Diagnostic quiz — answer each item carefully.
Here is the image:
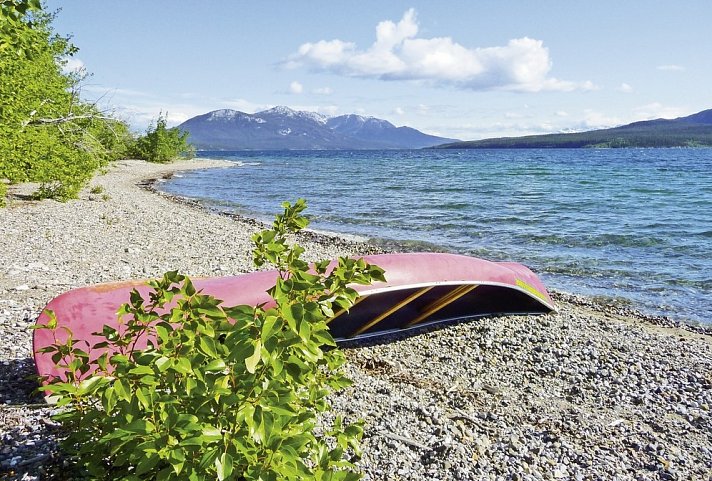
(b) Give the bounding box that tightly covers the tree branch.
[26,113,114,125]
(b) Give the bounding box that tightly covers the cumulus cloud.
[288,81,304,94]
[312,86,333,95]
[656,64,685,71]
[632,102,688,121]
[287,9,592,92]
[60,57,86,75]
[617,82,633,93]
[580,109,622,129]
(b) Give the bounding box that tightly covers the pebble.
[2,159,712,480]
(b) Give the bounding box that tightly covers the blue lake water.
[159,149,712,325]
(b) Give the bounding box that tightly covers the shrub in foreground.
[36,199,385,480]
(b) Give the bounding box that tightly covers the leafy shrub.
[132,113,194,163]
[0,0,42,58]
[36,199,385,480]
[0,4,133,202]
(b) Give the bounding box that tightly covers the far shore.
[1,158,710,480]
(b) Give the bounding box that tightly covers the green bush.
[0,0,42,58]
[132,113,194,163]
[36,199,385,480]
[0,4,133,202]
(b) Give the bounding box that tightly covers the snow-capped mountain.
[178,107,457,150]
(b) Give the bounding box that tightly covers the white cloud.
[617,82,633,93]
[632,102,688,121]
[393,107,405,115]
[288,9,592,92]
[312,86,333,95]
[555,110,569,117]
[656,64,685,71]
[580,109,622,129]
[60,57,86,74]
[222,98,270,113]
[288,81,304,94]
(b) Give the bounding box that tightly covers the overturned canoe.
[33,253,555,380]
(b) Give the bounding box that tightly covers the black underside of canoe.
[328,284,551,340]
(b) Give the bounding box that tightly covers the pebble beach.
[1,159,710,480]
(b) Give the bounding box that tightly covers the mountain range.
[178,106,457,150]
[435,108,712,149]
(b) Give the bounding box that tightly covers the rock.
[2,159,712,480]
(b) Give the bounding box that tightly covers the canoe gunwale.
[335,310,551,343]
[352,280,558,313]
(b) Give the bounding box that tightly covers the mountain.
[434,108,712,149]
[178,107,457,150]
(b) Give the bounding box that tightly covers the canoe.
[33,253,555,381]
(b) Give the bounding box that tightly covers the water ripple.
[161,148,712,325]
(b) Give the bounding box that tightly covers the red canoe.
[33,253,555,381]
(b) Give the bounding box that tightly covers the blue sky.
[47,1,712,140]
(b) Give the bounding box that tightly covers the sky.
[46,1,712,140]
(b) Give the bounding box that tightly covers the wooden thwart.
[352,286,434,336]
[405,284,479,328]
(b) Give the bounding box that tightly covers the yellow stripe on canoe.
[515,278,547,301]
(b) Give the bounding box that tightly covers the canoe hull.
[33,253,555,381]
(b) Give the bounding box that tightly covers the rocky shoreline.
[1,159,710,480]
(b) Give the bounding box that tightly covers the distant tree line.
[0,1,192,205]
[436,123,712,149]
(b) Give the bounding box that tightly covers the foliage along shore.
[0,1,192,207]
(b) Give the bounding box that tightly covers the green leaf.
[169,447,186,475]
[199,336,218,358]
[199,447,220,469]
[135,387,152,410]
[155,356,171,372]
[261,316,281,341]
[42,309,58,330]
[129,365,154,376]
[180,436,207,447]
[215,452,234,481]
[135,453,161,475]
[77,376,105,396]
[204,358,227,372]
[201,425,223,442]
[114,378,131,401]
[124,419,155,434]
[172,357,192,374]
[298,319,312,342]
[245,339,262,374]
[102,385,117,412]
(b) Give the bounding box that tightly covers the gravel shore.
[1,159,710,480]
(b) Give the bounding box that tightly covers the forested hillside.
[436,109,712,149]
